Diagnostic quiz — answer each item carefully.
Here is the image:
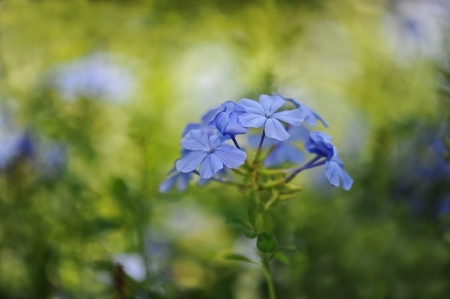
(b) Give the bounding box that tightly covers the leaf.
[257,232,277,253]
[244,231,257,239]
[226,218,252,231]
[274,252,290,265]
[224,253,258,264]
[278,244,298,251]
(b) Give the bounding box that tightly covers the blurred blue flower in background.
[0,110,34,169]
[48,52,135,103]
[0,107,66,176]
[112,253,146,282]
[384,0,450,62]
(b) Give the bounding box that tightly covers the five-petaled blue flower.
[238,94,303,141]
[305,131,353,190]
[176,129,246,179]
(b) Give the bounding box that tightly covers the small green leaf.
[257,232,277,253]
[274,252,290,265]
[224,253,257,264]
[244,231,257,239]
[226,218,252,231]
[279,244,298,251]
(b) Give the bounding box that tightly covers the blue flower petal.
[238,99,265,115]
[214,144,246,168]
[287,125,310,142]
[180,130,210,151]
[325,160,341,187]
[281,96,329,127]
[182,123,203,136]
[199,154,223,178]
[159,174,179,193]
[264,143,305,167]
[214,112,229,133]
[325,160,353,190]
[272,110,304,126]
[259,94,285,115]
[239,113,267,128]
[176,151,208,173]
[264,119,290,141]
[177,172,192,191]
[340,168,353,191]
[225,113,248,135]
[247,133,276,148]
[201,106,221,124]
[159,171,193,193]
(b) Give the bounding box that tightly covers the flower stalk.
[160,93,354,299]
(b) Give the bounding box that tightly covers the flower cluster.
[47,52,135,103]
[160,93,353,192]
[0,108,66,176]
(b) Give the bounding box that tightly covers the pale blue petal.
[281,96,329,127]
[180,130,210,151]
[264,119,290,141]
[214,112,229,133]
[248,133,276,148]
[224,113,248,135]
[259,94,285,115]
[287,125,310,142]
[325,160,353,190]
[264,143,304,167]
[182,123,203,137]
[282,143,305,164]
[201,106,221,124]
[209,134,230,149]
[176,151,208,173]
[238,99,265,114]
[199,154,223,179]
[159,172,192,193]
[325,160,341,187]
[159,174,178,193]
[272,109,304,126]
[214,144,247,168]
[340,168,353,191]
[301,105,329,127]
[239,113,267,128]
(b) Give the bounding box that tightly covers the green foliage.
[257,232,278,253]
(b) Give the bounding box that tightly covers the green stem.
[263,263,277,299]
[253,130,266,165]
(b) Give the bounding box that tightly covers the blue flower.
[238,94,303,141]
[210,101,248,136]
[305,131,334,159]
[305,131,353,190]
[248,125,309,167]
[159,168,193,193]
[280,95,328,127]
[49,53,135,103]
[176,129,246,179]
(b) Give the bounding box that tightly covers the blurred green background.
[0,0,449,298]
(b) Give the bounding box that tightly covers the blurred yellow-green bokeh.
[0,0,449,298]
